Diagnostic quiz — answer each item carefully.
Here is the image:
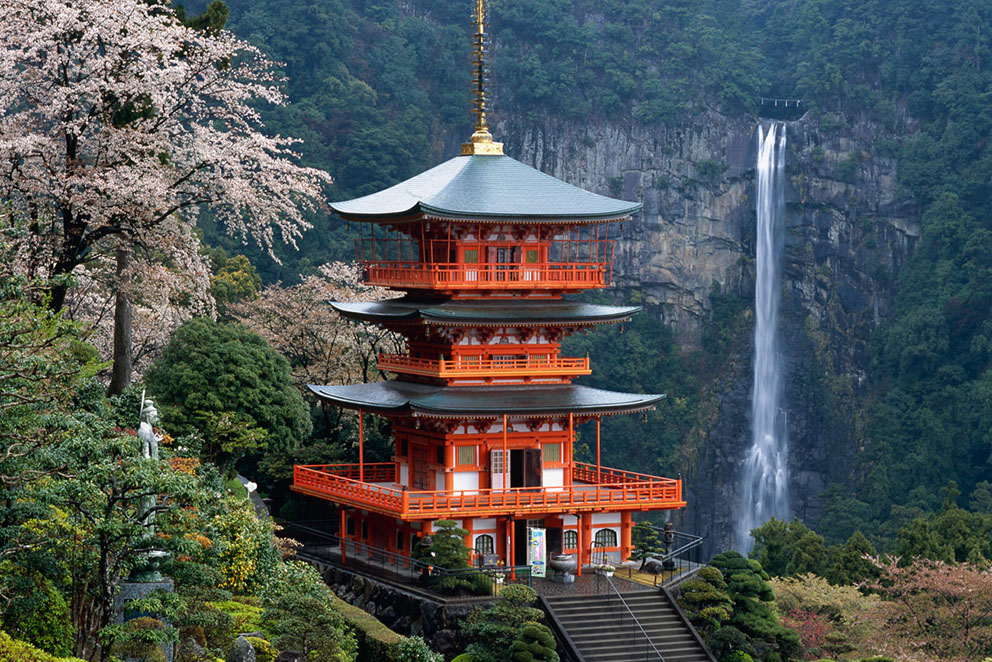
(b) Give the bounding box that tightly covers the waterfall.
[735,122,790,553]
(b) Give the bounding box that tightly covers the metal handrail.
[605,576,665,661]
[283,522,533,593]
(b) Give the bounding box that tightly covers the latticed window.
[543,443,561,463]
[594,528,618,547]
[457,445,476,466]
[475,534,495,554]
[563,530,578,550]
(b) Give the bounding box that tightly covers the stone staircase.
[543,588,714,662]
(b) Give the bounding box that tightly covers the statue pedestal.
[115,578,175,662]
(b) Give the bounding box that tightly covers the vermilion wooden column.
[575,514,582,577]
[567,412,574,487]
[508,516,515,573]
[502,413,508,490]
[596,416,601,484]
[340,508,347,565]
[358,409,365,482]
[444,443,455,491]
[621,511,633,561]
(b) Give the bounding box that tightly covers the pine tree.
[510,623,559,662]
[630,521,665,569]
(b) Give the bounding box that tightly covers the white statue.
[138,397,161,462]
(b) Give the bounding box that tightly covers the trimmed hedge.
[0,630,87,662]
[332,597,405,662]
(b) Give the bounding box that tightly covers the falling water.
[735,122,790,553]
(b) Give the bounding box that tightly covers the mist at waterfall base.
[735,123,790,553]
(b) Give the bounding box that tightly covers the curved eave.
[329,300,425,324]
[307,382,665,418]
[329,155,642,224]
[332,204,637,225]
[330,299,641,327]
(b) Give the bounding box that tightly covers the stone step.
[544,588,715,662]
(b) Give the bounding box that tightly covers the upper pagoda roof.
[308,382,664,417]
[330,155,642,224]
[330,297,640,326]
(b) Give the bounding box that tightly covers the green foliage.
[708,552,801,662]
[110,617,169,662]
[0,630,86,662]
[630,521,665,567]
[332,596,407,662]
[823,532,878,586]
[414,520,487,594]
[461,585,544,662]
[750,518,829,578]
[679,566,734,630]
[246,636,277,662]
[207,599,264,634]
[0,568,72,656]
[145,317,310,478]
[261,561,357,661]
[696,159,724,182]
[394,636,443,662]
[509,623,558,662]
[210,253,262,317]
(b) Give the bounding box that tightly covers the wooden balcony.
[360,261,609,292]
[291,462,685,520]
[377,353,592,379]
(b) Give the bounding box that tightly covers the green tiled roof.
[330,155,641,223]
[330,297,640,326]
[307,382,664,417]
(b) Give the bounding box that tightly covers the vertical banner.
[528,527,546,578]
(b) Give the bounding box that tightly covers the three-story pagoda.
[292,1,686,572]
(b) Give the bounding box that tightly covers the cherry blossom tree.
[230,262,403,392]
[229,262,404,457]
[864,557,992,661]
[0,0,332,391]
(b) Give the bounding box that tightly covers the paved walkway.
[527,572,653,597]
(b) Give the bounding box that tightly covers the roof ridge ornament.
[462,0,504,156]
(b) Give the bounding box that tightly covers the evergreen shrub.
[245,636,276,662]
[0,630,86,662]
[332,597,403,662]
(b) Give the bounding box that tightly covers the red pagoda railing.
[359,261,609,291]
[376,353,591,378]
[291,461,684,519]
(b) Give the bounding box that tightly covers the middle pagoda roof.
[330,297,641,327]
[330,154,642,224]
[308,381,665,418]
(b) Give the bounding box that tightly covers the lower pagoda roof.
[308,381,664,417]
[330,297,640,326]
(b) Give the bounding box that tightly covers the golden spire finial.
[462,0,503,155]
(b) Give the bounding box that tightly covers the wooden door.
[413,448,429,490]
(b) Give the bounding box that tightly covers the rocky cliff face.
[497,110,920,553]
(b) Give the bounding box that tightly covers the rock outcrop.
[498,109,920,552]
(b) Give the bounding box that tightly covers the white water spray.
[735,122,790,553]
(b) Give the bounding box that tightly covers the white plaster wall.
[592,513,621,525]
[435,469,445,489]
[453,471,480,493]
[475,518,497,530]
[399,463,409,485]
[543,468,564,492]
